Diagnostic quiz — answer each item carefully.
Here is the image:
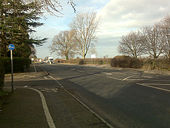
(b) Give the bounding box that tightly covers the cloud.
[97,0,170,39]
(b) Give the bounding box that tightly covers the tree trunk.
[65,55,69,60]
[83,54,85,59]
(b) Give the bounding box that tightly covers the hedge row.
[2,57,31,73]
[142,58,170,70]
[0,57,31,90]
[55,58,112,65]
[0,58,5,90]
[55,56,169,70]
[111,56,143,68]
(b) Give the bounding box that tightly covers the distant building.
[91,54,96,58]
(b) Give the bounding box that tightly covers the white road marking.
[44,76,48,79]
[51,89,58,92]
[107,76,122,81]
[138,83,170,86]
[122,75,134,81]
[125,78,145,81]
[49,76,62,86]
[104,72,112,76]
[29,88,56,128]
[48,74,114,128]
[137,83,170,92]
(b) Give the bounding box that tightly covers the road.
[38,63,170,128]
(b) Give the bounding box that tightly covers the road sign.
[8,44,15,50]
[8,44,15,92]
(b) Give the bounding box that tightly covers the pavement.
[0,65,109,128]
[0,88,48,128]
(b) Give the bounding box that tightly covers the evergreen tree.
[0,0,46,57]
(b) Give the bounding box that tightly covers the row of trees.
[50,12,99,60]
[119,15,170,60]
[0,0,75,58]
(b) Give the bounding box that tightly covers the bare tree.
[70,12,99,59]
[25,0,76,15]
[50,30,77,60]
[142,25,166,59]
[118,31,146,58]
[160,15,170,60]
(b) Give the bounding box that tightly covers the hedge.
[0,57,31,90]
[111,56,143,68]
[2,57,31,73]
[142,58,170,70]
[0,58,5,90]
[56,58,112,65]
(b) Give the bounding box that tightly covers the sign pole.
[10,50,14,92]
[8,44,15,92]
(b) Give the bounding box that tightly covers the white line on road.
[48,76,62,86]
[139,83,170,86]
[29,88,56,128]
[122,75,134,81]
[126,79,145,81]
[44,76,48,79]
[137,83,170,92]
[107,76,122,81]
[48,74,114,128]
[104,72,112,76]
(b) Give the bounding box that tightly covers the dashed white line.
[137,83,170,92]
[29,88,56,128]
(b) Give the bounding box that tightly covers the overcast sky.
[35,0,170,59]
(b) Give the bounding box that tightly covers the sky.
[34,0,170,59]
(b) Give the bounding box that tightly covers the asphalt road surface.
[38,63,170,128]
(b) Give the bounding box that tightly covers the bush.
[0,57,31,91]
[130,57,143,68]
[142,58,170,70]
[2,57,31,73]
[97,60,103,65]
[111,56,142,68]
[0,58,5,90]
[78,59,84,65]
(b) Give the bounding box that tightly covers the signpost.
[8,44,15,92]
